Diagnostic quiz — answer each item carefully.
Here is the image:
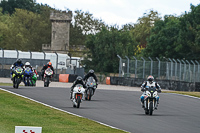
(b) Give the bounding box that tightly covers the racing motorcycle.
[43,68,53,87]
[23,67,33,86]
[12,67,24,89]
[143,86,159,115]
[31,72,37,86]
[85,77,97,101]
[71,84,85,108]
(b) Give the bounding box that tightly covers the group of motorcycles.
[71,77,97,108]
[11,66,159,115]
[11,67,54,88]
[12,66,38,88]
[71,77,160,116]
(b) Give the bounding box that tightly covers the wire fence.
[117,55,200,82]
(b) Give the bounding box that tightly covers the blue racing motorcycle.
[23,67,33,86]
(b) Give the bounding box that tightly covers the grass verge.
[0,83,23,86]
[162,91,200,98]
[0,89,126,133]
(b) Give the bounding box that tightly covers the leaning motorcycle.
[43,68,53,87]
[143,86,159,115]
[12,67,24,89]
[31,72,37,86]
[85,77,97,101]
[23,67,33,86]
[71,84,85,108]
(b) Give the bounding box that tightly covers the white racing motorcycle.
[143,86,160,115]
[43,68,53,87]
[72,84,85,108]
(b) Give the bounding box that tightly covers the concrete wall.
[110,77,200,92]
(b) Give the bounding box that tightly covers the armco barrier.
[68,74,78,82]
[109,77,200,92]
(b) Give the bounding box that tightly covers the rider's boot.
[141,101,144,108]
[70,88,73,100]
[11,74,13,81]
[155,101,159,110]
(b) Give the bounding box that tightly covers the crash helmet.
[47,62,52,67]
[76,76,82,81]
[89,69,94,74]
[16,58,22,63]
[147,75,154,83]
[25,62,31,67]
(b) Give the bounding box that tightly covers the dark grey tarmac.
[1,86,200,133]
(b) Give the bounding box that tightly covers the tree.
[141,15,180,59]
[176,4,200,60]
[3,9,50,51]
[83,26,137,73]
[0,0,36,15]
[0,8,10,48]
[73,10,106,35]
[131,10,161,48]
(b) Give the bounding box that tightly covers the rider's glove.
[157,89,161,93]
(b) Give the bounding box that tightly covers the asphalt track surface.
[1,85,200,133]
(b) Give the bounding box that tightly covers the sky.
[36,0,200,26]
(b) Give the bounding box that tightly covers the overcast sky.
[36,0,200,26]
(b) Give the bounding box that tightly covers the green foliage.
[0,0,36,14]
[84,26,137,73]
[131,10,161,48]
[176,4,200,59]
[142,4,200,60]
[141,15,180,58]
[73,10,106,35]
[0,2,52,51]
[0,8,51,51]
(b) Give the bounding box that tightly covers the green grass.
[0,83,23,86]
[0,89,126,133]
[0,83,14,86]
[163,91,200,98]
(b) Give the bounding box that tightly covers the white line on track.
[167,93,200,100]
[0,88,130,133]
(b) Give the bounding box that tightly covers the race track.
[1,86,200,133]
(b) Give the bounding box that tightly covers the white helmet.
[25,62,30,66]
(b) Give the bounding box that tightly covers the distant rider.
[24,62,33,71]
[140,75,161,109]
[10,59,24,80]
[70,76,87,100]
[83,69,98,85]
[23,62,34,85]
[41,62,55,80]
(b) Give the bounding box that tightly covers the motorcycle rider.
[23,62,34,85]
[140,75,161,109]
[70,76,87,100]
[83,69,98,86]
[41,62,55,80]
[10,58,24,80]
[24,62,33,71]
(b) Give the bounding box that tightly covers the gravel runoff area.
[0,78,141,92]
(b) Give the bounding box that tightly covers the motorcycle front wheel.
[76,96,81,108]
[149,102,153,115]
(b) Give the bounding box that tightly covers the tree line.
[0,0,199,73]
